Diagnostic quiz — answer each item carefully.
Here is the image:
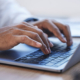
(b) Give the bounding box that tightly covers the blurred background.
[16,0,80,18]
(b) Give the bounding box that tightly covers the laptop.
[0,37,80,73]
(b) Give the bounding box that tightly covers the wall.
[16,0,80,18]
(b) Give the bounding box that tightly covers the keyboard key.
[46,62,54,66]
[15,42,78,68]
[53,56,72,67]
[38,61,47,65]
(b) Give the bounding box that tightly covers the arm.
[0,0,32,27]
[0,0,73,54]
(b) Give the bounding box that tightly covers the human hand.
[0,22,53,54]
[31,19,73,46]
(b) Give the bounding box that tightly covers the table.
[0,38,80,80]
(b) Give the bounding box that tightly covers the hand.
[31,19,73,46]
[0,22,53,54]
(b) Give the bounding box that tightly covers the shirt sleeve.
[0,0,32,27]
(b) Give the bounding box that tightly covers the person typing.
[0,0,73,54]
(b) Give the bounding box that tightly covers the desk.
[0,38,80,80]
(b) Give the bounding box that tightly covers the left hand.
[29,19,73,46]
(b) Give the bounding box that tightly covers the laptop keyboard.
[15,43,78,67]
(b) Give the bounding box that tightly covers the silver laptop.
[0,37,80,73]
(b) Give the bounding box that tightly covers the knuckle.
[54,30,60,37]
[15,29,19,33]
[21,22,31,27]
[20,23,26,28]
[43,43,47,48]
[12,28,17,33]
[22,22,26,24]
[21,22,25,25]
[31,40,35,45]
[21,22,29,26]
[55,31,61,38]
[16,22,24,27]
[44,19,49,22]
[38,29,43,36]
[15,29,20,32]
[64,25,70,29]
[21,36,26,42]
[20,24,26,27]
[9,27,15,32]
[42,19,50,26]
[54,33,58,37]
[54,27,58,32]
[33,33,39,38]
[13,29,21,34]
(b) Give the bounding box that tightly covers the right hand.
[0,22,53,54]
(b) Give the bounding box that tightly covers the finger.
[48,40,54,47]
[18,24,51,53]
[52,21,73,46]
[36,37,49,54]
[43,20,67,43]
[61,25,73,46]
[15,35,42,48]
[34,26,38,29]
[14,29,49,54]
[44,33,48,38]
[42,33,51,53]
[30,26,51,53]
[29,32,50,54]
[24,24,50,51]
[44,33,53,47]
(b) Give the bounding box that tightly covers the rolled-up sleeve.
[0,0,32,27]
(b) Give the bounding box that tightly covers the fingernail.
[70,40,73,45]
[50,42,54,47]
[62,38,67,42]
[67,40,73,46]
[36,42,42,47]
[45,48,49,54]
[48,48,51,53]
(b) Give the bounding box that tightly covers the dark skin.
[0,19,73,54]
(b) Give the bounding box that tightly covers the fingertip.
[36,42,42,48]
[45,48,50,54]
[62,38,67,43]
[58,35,67,43]
[50,42,54,47]
[67,40,73,46]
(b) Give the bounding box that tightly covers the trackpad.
[0,43,38,60]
